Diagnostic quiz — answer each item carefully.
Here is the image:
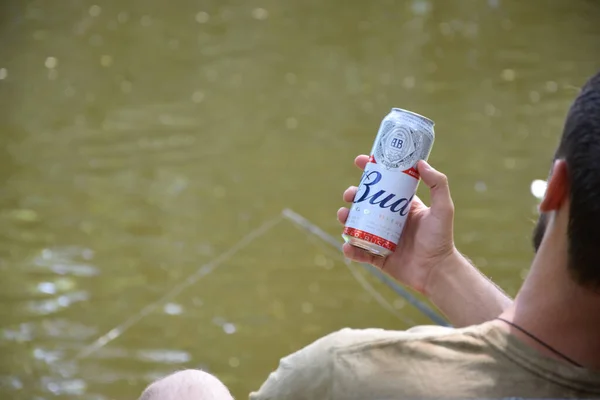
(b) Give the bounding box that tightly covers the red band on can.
[402,167,420,180]
[343,227,397,252]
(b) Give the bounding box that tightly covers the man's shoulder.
[325,323,502,399]
[323,323,467,353]
[285,322,494,372]
[250,323,496,400]
[325,323,495,366]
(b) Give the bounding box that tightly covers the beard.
[532,212,549,253]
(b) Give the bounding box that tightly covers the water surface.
[1,0,599,398]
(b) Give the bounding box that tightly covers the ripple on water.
[0,376,24,390]
[41,376,87,396]
[80,346,191,365]
[34,246,99,277]
[136,349,191,364]
[212,316,237,334]
[163,302,183,315]
[3,319,97,343]
[2,323,35,342]
[47,319,97,340]
[33,347,64,364]
[27,291,89,316]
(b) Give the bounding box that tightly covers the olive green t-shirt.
[249,320,600,399]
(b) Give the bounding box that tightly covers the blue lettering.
[354,171,413,216]
[390,194,413,216]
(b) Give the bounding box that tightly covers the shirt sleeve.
[249,327,411,400]
[249,329,351,400]
[249,325,457,400]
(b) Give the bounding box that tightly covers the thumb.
[417,160,454,217]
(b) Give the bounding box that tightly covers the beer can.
[342,108,435,257]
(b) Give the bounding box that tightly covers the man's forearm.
[424,249,513,328]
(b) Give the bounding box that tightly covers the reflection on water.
[28,291,89,316]
[1,0,600,398]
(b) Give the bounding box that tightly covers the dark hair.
[555,71,600,290]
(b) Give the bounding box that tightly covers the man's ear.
[540,159,570,213]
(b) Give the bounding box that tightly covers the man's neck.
[499,289,600,369]
[498,235,600,369]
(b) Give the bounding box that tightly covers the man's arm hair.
[424,249,514,327]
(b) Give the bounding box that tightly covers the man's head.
[139,369,233,400]
[532,71,600,291]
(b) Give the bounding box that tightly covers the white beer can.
[342,108,435,257]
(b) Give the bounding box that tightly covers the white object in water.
[530,179,547,200]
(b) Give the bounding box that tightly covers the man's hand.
[337,155,456,295]
[338,155,513,326]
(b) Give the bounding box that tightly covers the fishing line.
[281,208,449,327]
[75,216,283,360]
[307,234,417,325]
[77,208,449,361]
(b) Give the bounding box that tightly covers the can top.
[391,108,435,126]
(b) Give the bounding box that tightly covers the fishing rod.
[282,209,450,327]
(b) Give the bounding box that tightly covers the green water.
[1,0,599,398]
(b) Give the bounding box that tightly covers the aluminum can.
[342,108,435,257]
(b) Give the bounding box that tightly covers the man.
[139,369,233,400]
[250,71,600,399]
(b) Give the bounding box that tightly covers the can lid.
[391,108,435,126]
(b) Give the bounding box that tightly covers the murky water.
[1,0,599,398]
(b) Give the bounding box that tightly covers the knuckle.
[443,200,455,214]
[439,173,449,185]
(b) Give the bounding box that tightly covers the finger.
[342,242,370,262]
[337,207,349,224]
[417,160,454,216]
[342,242,383,267]
[409,194,426,213]
[354,155,369,171]
[412,194,425,207]
[343,186,358,203]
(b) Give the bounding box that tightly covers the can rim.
[391,108,435,126]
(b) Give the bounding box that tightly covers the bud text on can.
[342,108,435,257]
